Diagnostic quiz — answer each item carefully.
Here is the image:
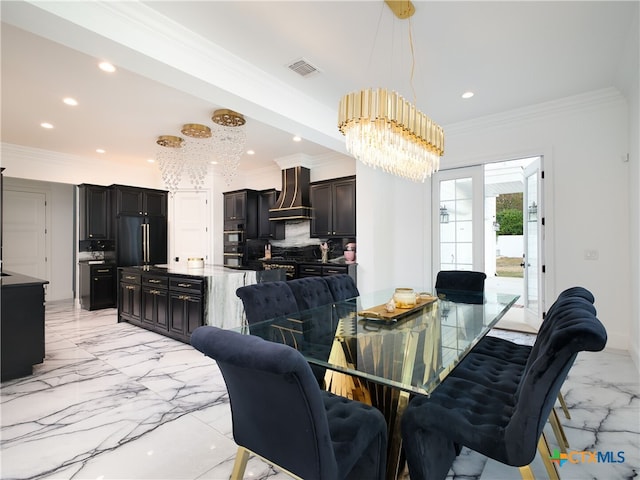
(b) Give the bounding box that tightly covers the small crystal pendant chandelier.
[211,109,246,186]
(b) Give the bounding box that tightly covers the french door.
[432,166,484,273]
[523,158,543,325]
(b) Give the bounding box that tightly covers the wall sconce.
[528,202,538,222]
[440,205,449,224]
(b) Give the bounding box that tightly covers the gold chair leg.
[519,465,535,480]
[551,407,570,449]
[230,446,250,480]
[548,409,569,453]
[538,432,561,480]
[558,392,571,419]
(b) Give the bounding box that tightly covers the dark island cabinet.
[258,189,285,240]
[119,271,142,325]
[141,274,169,332]
[1,273,49,381]
[118,268,205,343]
[310,176,356,238]
[80,263,116,310]
[168,277,205,339]
[79,184,111,240]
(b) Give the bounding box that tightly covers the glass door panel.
[433,167,484,274]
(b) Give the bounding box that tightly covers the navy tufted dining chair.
[235,281,299,327]
[401,302,607,480]
[191,326,387,480]
[466,286,596,422]
[323,274,359,302]
[435,270,486,304]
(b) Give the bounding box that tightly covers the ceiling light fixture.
[40,122,53,129]
[292,135,302,142]
[337,1,445,182]
[156,135,185,193]
[98,61,116,73]
[181,123,213,190]
[462,91,474,99]
[211,109,246,186]
[63,97,78,106]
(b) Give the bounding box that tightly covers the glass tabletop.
[238,289,520,397]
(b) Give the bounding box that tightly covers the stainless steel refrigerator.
[116,215,167,267]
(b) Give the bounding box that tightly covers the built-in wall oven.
[223,222,245,267]
[223,244,244,267]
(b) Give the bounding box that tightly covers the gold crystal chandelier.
[156,109,247,191]
[337,1,445,182]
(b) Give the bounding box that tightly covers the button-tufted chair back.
[324,274,359,301]
[236,281,299,327]
[191,326,388,480]
[435,270,486,304]
[287,277,335,311]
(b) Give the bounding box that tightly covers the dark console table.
[1,271,48,381]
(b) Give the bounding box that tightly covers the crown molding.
[444,87,627,137]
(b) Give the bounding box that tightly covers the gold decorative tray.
[358,295,438,322]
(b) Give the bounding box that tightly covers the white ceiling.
[1,1,637,177]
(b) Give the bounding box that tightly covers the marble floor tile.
[1,301,638,480]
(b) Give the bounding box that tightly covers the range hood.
[269,166,312,221]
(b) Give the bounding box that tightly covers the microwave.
[223,230,244,244]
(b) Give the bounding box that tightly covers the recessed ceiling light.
[98,61,116,73]
[40,122,54,129]
[147,158,155,163]
[210,161,219,165]
[293,135,302,142]
[246,149,255,155]
[96,148,106,154]
[462,91,474,99]
[63,97,78,106]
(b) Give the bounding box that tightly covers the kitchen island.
[118,264,258,343]
[1,270,49,381]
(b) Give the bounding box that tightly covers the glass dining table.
[237,288,520,480]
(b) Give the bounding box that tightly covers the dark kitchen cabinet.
[141,274,169,332]
[168,277,205,340]
[298,262,357,284]
[1,273,48,381]
[258,189,285,240]
[112,185,167,217]
[119,270,142,325]
[79,263,116,310]
[118,268,205,343]
[79,184,111,240]
[310,176,356,237]
[223,189,259,238]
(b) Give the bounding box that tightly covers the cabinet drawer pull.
[150,289,162,295]
[96,269,110,273]
[148,279,162,284]
[126,285,136,290]
[325,269,341,274]
[125,275,136,280]
[179,295,191,301]
[177,283,191,288]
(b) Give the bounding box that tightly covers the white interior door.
[432,166,484,276]
[170,190,211,267]
[3,190,47,279]
[523,158,543,326]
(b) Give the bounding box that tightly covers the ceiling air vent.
[287,58,320,78]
